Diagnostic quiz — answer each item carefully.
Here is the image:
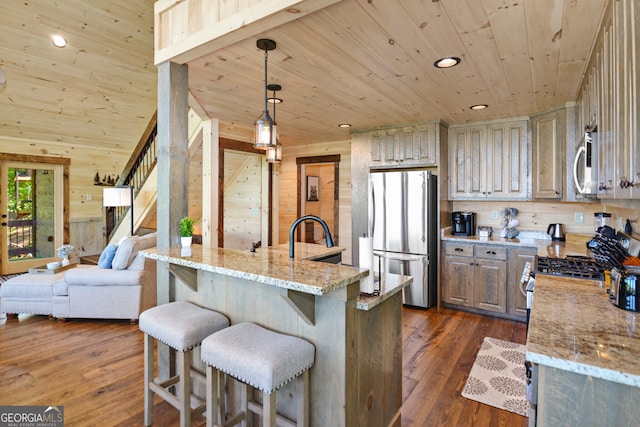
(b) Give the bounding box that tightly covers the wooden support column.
[156,61,189,379]
[201,119,219,247]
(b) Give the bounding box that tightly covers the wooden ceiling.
[0,0,157,154]
[1,0,608,152]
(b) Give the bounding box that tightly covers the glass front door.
[1,161,64,274]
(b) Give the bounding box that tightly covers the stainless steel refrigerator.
[369,170,437,308]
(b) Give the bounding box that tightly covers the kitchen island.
[140,243,411,427]
[527,274,640,426]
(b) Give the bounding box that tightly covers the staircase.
[106,109,205,243]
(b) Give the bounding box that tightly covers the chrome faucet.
[289,215,335,258]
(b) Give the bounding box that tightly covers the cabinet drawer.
[474,245,507,261]
[443,242,474,257]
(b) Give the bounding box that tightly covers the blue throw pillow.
[98,244,118,269]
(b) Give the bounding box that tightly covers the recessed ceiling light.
[338,123,352,128]
[52,35,67,48]
[433,57,461,68]
[470,104,488,110]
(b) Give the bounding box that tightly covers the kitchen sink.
[312,253,342,264]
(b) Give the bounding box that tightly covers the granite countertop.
[441,228,591,257]
[526,274,640,387]
[141,244,365,296]
[442,228,553,248]
[267,242,345,259]
[357,273,412,311]
[141,243,410,311]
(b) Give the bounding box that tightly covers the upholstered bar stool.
[201,322,315,427]
[139,301,229,427]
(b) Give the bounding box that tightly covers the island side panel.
[174,269,359,426]
[357,291,403,427]
[537,365,640,427]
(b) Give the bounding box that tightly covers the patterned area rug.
[462,337,528,417]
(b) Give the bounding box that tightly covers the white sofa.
[1,233,157,322]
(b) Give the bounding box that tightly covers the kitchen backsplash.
[451,200,640,237]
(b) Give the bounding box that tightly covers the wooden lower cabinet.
[474,257,507,313]
[442,254,474,306]
[443,241,534,320]
[507,247,537,318]
[442,242,507,314]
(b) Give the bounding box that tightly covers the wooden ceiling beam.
[154,0,343,65]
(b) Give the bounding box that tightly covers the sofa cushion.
[112,233,156,270]
[98,244,118,269]
[0,273,64,298]
[63,265,144,287]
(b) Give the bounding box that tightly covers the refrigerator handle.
[370,183,376,237]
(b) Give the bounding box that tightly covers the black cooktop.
[534,255,605,280]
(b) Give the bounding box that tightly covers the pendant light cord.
[263,48,270,120]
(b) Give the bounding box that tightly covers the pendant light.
[254,39,277,150]
[266,84,283,163]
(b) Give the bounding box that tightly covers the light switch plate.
[575,212,584,223]
[491,210,499,220]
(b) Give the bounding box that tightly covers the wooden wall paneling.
[280,142,351,263]
[70,217,104,255]
[217,138,267,248]
[450,200,602,235]
[303,164,335,243]
[223,151,263,250]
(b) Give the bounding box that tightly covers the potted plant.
[180,216,194,247]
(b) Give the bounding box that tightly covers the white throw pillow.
[111,236,137,270]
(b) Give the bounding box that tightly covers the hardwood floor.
[0,307,527,426]
[401,307,527,427]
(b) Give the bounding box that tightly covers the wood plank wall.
[303,163,335,241]
[277,140,352,264]
[451,200,639,237]
[1,135,132,254]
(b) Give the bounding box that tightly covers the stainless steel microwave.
[573,130,598,196]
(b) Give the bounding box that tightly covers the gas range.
[533,255,605,281]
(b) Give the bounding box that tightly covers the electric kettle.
[547,223,566,241]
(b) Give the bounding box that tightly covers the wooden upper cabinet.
[449,125,485,198]
[580,0,640,200]
[449,119,529,200]
[532,109,564,199]
[613,0,640,198]
[370,122,438,166]
[596,22,616,198]
[486,121,529,199]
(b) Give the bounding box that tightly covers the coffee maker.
[452,211,476,236]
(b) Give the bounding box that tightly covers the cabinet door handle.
[454,248,464,252]
[486,251,496,255]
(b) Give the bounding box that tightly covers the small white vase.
[181,236,192,247]
[61,255,70,266]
